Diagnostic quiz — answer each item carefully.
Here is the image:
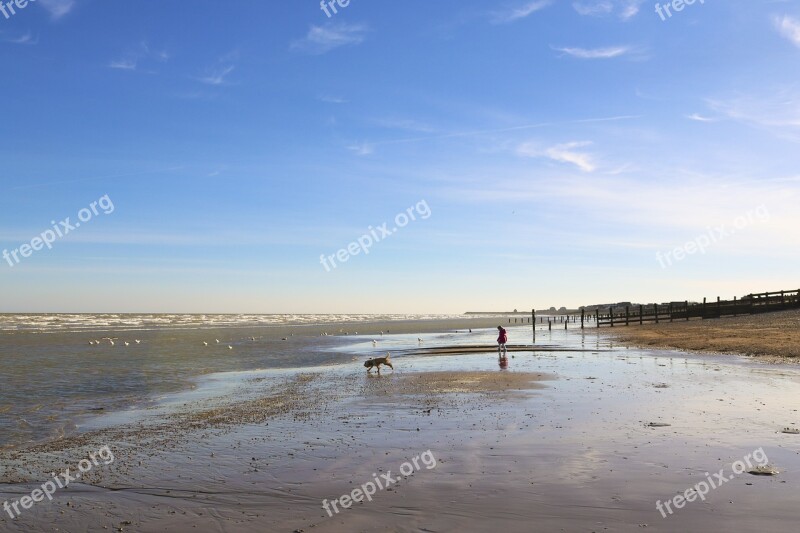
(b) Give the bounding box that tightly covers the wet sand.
[607,308,800,362]
[0,315,515,450]
[2,330,799,532]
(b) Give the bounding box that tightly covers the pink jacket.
[497,327,507,344]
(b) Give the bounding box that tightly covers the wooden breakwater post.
[581,309,585,329]
[532,308,535,343]
[592,288,800,329]
[548,319,552,331]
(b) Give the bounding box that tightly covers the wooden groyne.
[595,289,800,328]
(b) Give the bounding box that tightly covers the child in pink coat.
[497,326,508,359]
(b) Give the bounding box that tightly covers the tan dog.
[364,352,393,374]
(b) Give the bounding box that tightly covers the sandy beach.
[2,323,799,532]
[606,308,800,362]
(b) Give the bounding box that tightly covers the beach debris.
[781,427,800,434]
[135,339,141,344]
[646,422,672,428]
[654,383,670,389]
[124,341,130,346]
[748,465,780,476]
[215,339,220,343]
[282,337,288,341]
[228,345,233,350]
[203,341,208,346]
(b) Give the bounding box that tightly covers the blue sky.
[1,0,799,313]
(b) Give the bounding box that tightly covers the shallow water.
[0,314,507,449]
[2,322,800,531]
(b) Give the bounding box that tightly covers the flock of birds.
[87,329,427,350]
[89,334,301,350]
[88,338,141,347]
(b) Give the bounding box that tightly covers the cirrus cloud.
[517,140,597,172]
[291,24,368,55]
[552,45,632,59]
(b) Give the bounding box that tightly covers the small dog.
[364,352,393,374]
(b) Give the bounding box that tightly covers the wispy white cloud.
[347,143,374,156]
[552,45,632,59]
[517,140,597,172]
[572,1,613,16]
[572,0,643,20]
[619,0,644,20]
[344,115,640,152]
[38,0,75,19]
[491,1,552,24]
[4,32,38,45]
[199,64,235,85]
[686,113,717,122]
[109,58,137,70]
[291,24,368,55]
[708,88,800,141]
[373,118,435,133]
[438,172,800,259]
[774,15,800,48]
[108,41,170,72]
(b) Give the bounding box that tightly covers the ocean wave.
[0,313,468,333]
